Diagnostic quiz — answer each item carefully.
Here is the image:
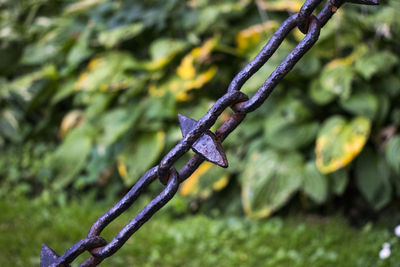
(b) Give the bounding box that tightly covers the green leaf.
[328,168,349,196]
[150,38,188,61]
[355,147,391,210]
[138,93,176,130]
[241,150,304,219]
[385,135,400,174]
[302,161,328,204]
[145,38,188,70]
[309,79,336,105]
[310,58,354,104]
[316,116,371,174]
[293,52,321,77]
[21,19,80,65]
[391,173,400,198]
[99,106,141,146]
[263,96,319,150]
[339,91,378,120]
[51,79,75,105]
[0,109,22,142]
[242,41,292,93]
[0,38,24,74]
[392,108,400,125]
[4,66,56,103]
[75,52,143,91]
[77,144,120,188]
[381,75,400,97]
[22,41,60,66]
[375,94,390,126]
[118,131,165,185]
[98,23,144,48]
[64,0,106,14]
[66,26,94,68]
[51,125,93,189]
[355,51,398,80]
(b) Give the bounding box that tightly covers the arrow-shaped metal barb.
[178,114,228,168]
[41,244,62,267]
[346,0,379,5]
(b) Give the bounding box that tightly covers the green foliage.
[385,135,400,174]
[50,125,93,190]
[329,168,349,196]
[355,51,398,80]
[1,197,400,266]
[241,150,304,219]
[263,95,319,150]
[302,162,328,204]
[310,58,354,104]
[0,0,399,218]
[355,147,392,210]
[118,131,165,185]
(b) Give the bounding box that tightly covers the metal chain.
[40,0,379,266]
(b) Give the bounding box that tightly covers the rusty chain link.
[40,0,379,266]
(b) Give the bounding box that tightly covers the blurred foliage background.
[1,0,400,223]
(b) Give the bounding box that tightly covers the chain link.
[40,1,379,266]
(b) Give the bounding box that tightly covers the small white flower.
[379,247,391,259]
[383,242,390,249]
[395,225,400,238]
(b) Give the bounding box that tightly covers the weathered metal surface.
[41,244,60,267]
[41,0,379,266]
[178,114,228,168]
[347,0,378,5]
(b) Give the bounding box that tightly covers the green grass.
[0,197,399,267]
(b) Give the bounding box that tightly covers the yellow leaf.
[325,56,354,70]
[74,52,137,91]
[316,116,371,174]
[145,57,171,71]
[180,161,230,199]
[257,0,303,13]
[177,37,218,79]
[88,57,104,70]
[150,66,217,102]
[177,54,196,79]
[212,175,229,191]
[195,38,218,62]
[75,72,88,90]
[151,37,218,101]
[117,159,128,179]
[59,110,84,139]
[184,66,217,90]
[148,84,164,98]
[180,162,212,196]
[236,21,279,53]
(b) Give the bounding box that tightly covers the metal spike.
[346,0,379,5]
[41,244,59,267]
[178,114,198,137]
[178,114,228,168]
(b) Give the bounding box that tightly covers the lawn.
[0,197,398,267]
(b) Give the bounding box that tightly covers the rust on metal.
[178,114,228,168]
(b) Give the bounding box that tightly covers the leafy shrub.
[0,0,399,217]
